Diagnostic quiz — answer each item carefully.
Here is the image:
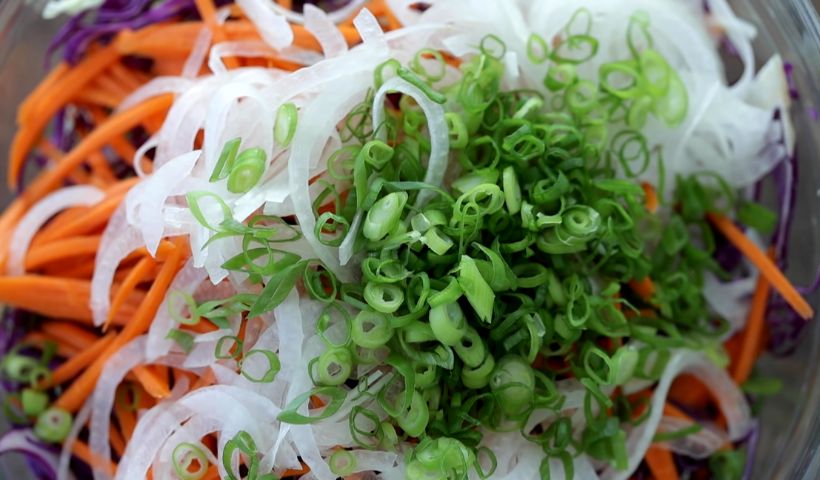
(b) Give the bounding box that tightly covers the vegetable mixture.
[0,0,817,479]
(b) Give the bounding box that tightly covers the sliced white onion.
[353,8,386,46]
[601,350,752,480]
[656,415,729,459]
[145,258,209,360]
[269,0,367,25]
[236,0,294,50]
[58,400,92,480]
[304,4,348,59]
[183,27,214,78]
[90,336,148,480]
[90,205,145,327]
[7,185,104,276]
[118,77,194,113]
[125,150,200,255]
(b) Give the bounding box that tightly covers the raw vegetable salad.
[0,0,817,479]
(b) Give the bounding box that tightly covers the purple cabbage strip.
[783,63,799,100]
[740,420,760,480]
[47,0,201,65]
[0,430,59,480]
[766,296,809,356]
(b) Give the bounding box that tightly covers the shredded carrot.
[40,321,99,350]
[43,333,116,387]
[0,276,141,324]
[645,445,679,480]
[9,46,121,187]
[281,463,311,478]
[72,440,117,476]
[114,398,137,440]
[18,62,70,124]
[662,402,693,421]
[34,178,140,245]
[628,276,656,302]
[132,365,172,400]
[54,245,183,412]
[105,255,156,331]
[109,424,127,458]
[641,181,659,213]
[707,212,814,319]
[21,332,81,358]
[732,272,772,383]
[24,235,101,271]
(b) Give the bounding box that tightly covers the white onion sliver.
[236,0,294,50]
[8,185,104,276]
[304,4,348,58]
[90,205,145,327]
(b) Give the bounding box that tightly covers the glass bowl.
[0,0,817,478]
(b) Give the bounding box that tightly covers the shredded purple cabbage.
[0,430,59,480]
[47,0,203,65]
[740,420,760,480]
[783,63,799,100]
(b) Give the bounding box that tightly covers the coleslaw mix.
[0,1,816,480]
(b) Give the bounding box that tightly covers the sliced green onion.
[490,355,535,418]
[315,347,353,386]
[527,33,549,64]
[274,102,298,147]
[239,349,280,383]
[34,407,72,443]
[172,442,209,480]
[428,302,467,346]
[363,192,408,241]
[278,386,347,424]
[457,256,495,322]
[351,310,393,349]
[227,147,266,194]
[209,137,241,182]
[329,449,357,477]
[215,335,243,360]
[396,390,429,437]
[21,388,48,416]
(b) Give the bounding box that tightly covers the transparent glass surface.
[0,0,817,478]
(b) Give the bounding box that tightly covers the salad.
[0,0,817,479]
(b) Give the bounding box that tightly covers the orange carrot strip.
[202,465,221,480]
[34,178,140,245]
[0,98,169,269]
[105,255,155,331]
[662,403,693,421]
[25,235,101,271]
[9,46,120,186]
[194,0,241,69]
[26,94,172,200]
[75,88,124,109]
[641,182,659,213]
[55,245,183,412]
[44,333,116,387]
[0,276,109,322]
[21,332,81,358]
[114,399,137,440]
[281,463,310,477]
[108,62,145,92]
[628,276,656,302]
[645,445,679,480]
[40,321,99,351]
[706,212,813,319]
[731,273,771,383]
[110,424,127,458]
[132,365,172,400]
[18,62,70,124]
[72,440,117,476]
[87,152,119,184]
